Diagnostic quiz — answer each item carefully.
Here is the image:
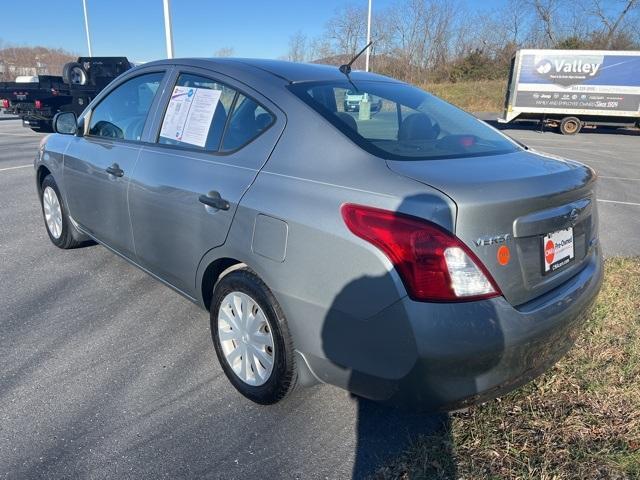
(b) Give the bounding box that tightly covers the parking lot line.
[0,164,31,172]
[0,132,38,137]
[599,176,640,182]
[597,199,640,207]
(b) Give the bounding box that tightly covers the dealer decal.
[542,228,575,274]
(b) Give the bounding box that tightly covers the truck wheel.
[62,62,88,86]
[560,117,582,135]
[210,267,298,404]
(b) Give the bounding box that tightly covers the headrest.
[398,113,440,141]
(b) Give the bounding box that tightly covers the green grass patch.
[375,258,640,480]
[422,80,507,113]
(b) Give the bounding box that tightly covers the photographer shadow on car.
[320,195,506,479]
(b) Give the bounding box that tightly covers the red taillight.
[34,100,43,110]
[341,204,501,302]
[1,99,9,109]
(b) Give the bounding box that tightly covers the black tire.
[560,116,582,135]
[62,62,88,86]
[210,267,298,404]
[39,175,83,249]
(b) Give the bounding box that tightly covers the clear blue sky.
[3,0,503,61]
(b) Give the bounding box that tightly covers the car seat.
[398,113,440,141]
[336,112,358,133]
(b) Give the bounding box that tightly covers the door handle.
[105,163,124,177]
[199,191,230,211]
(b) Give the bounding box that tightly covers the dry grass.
[374,257,640,480]
[422,80,507,113]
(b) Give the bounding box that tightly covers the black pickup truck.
[0,57,131,132]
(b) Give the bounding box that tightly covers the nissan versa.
[35,58,603,409]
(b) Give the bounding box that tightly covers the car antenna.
[339,41,372,92]
[339,41,373,76]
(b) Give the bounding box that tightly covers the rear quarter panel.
[197,108,456,381]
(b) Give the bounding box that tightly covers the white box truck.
[499,49,640,134]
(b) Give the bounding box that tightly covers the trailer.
[499,49,640,134]
[0,57,131,132]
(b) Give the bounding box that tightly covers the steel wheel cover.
[43,186,63,239]
[218,291,275,386]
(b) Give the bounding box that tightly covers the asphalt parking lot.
[0,116,638,479]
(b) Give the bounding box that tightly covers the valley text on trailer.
[499,49,640,134]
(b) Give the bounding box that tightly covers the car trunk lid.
[387,149,598,306]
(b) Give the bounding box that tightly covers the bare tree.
[590,0,639,48]
[325,4,368,56]
[384,0,429,81]
[309,37,334,61]
[214,47,235,57]
[287,31,308,62]
[529,0,560,46]
[499,0,533,47]
[282,0,640,84]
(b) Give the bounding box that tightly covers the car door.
[63,69,168,258]
[128,68,285,297]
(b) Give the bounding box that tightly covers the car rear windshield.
[289,80,520,160]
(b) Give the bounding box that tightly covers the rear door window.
[88,72,164,141]
[158,73,274,153]
[158,73,236,151]
[221,94,275,151]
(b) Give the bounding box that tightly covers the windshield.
[289,80,520,160]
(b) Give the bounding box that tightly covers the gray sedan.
[36,59,602,410]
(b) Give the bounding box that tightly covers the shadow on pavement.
[350,400,455,479]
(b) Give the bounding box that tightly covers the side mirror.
[53,111,78,135]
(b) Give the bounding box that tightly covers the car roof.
[143,58,402,84]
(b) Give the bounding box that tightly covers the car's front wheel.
[210,267,298,404]
[40,175,83,249]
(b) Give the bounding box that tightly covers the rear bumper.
[308,248,603,411]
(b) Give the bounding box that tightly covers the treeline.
[287,0,640,83]
[0,42,76,80]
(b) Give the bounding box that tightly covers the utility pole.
[365,0,372,72]
[82,0,93,57]
[163,0,175,59]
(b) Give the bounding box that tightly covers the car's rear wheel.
[40,175,83,249]
[210,267,297,404]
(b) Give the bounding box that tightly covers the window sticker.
[160,86,222,148]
